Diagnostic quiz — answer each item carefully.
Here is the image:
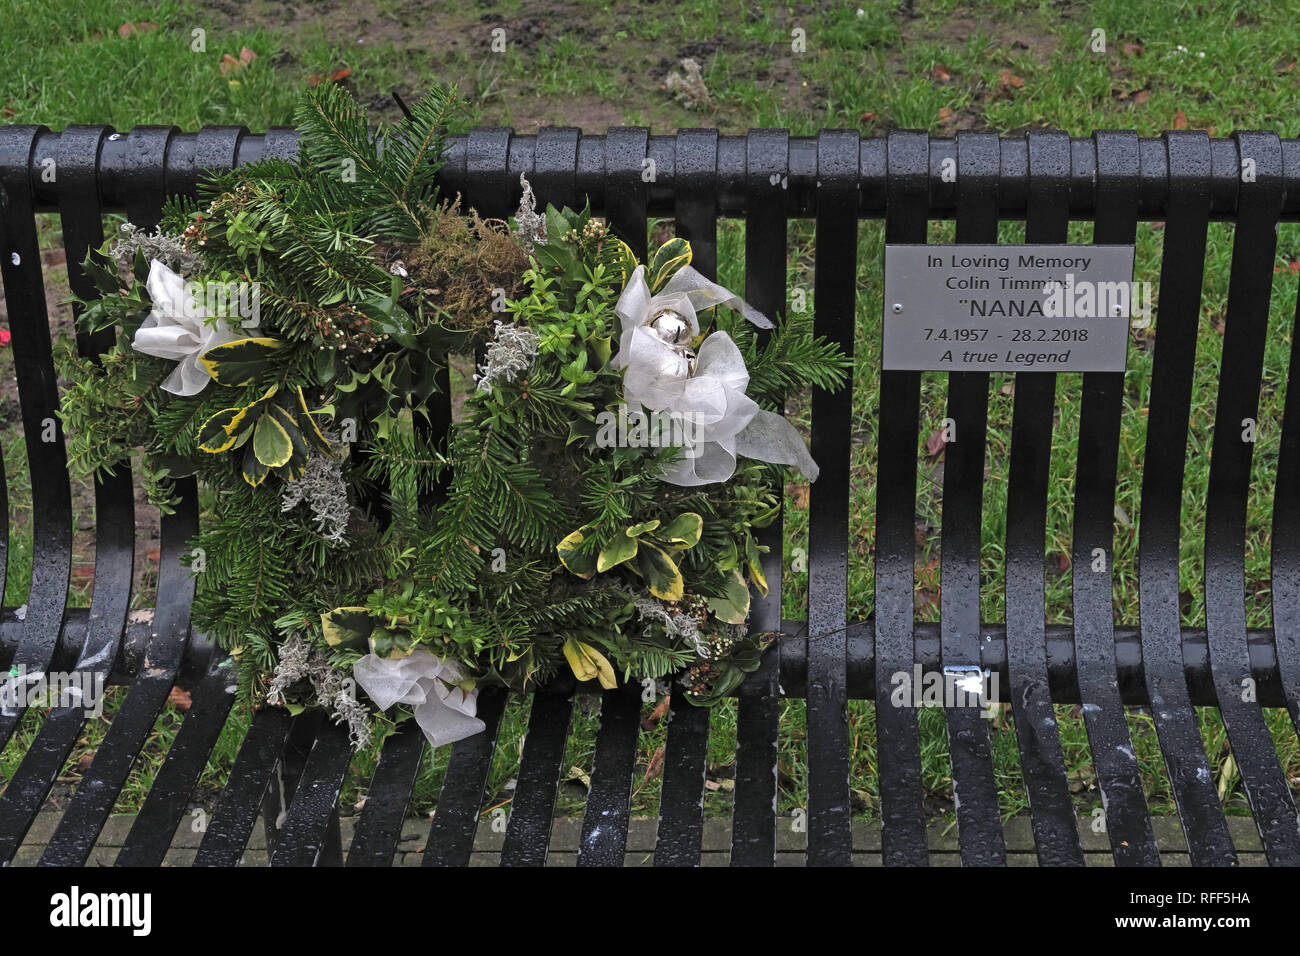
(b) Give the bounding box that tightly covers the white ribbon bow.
[613,265,819,486]
[131,259,237,396]
[352,649,485,748]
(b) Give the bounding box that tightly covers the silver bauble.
[658,346,697,379]
[648,308,692,346]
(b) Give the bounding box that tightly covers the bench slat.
[422,686,506,866]
[1135,131,1238,865]
[500,693,573,866]
[0,125,73,752]
[346,719,426,867]
[647,128,720,869]
[117,656,238,866]
[938,130,1007,866]
[38,479,199,865]
[873,130,932,865]
[577,688,641,866]
[271,720,354,866]
[1203,131,1300,865]
[654,693,710,866]
[1069,132,1160,865]
[804,129,858,866]
[1003,130,1087,866]
[195,706,297,866]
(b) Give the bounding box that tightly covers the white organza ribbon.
[353,649,485,747]
[613,265,818,486]
[130,259,237,396]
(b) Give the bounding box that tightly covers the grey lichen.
[110,222,206,276]
[475,319,540,393]
[280,448,351,545]
[511,173,547,253]
[266,634,373,750]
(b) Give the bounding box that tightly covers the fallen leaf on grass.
[118,21,157,38]
[641,694,671,731]
[168,686,192,712]
[995,70,1025,98]
[307,67,352,87]
[220,47,258,75]
[931,63,952,82]
[1174,109,1188,129]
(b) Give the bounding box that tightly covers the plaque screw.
[892,303,903,313]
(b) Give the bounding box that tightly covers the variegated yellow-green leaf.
[659,512,703,548]
[625,519,660,537]
[197,405,250,454]
[597,528,639,573]
[200,336,283,387]
[241,441,270,487]
[320,606,373,650]
[269,403,310,480]
[707,567,751,625]
[296,385,333,453]
[647,237,692,293]
[557,523,598,578]
[745,534,769,598]
[634,541,684,601]
[253,409,293,468]
[562,638,617,689]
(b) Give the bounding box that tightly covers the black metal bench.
[2,124,1299,867]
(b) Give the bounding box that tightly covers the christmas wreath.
[58,83,849,749]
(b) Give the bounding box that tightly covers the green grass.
[3,0,1300,829]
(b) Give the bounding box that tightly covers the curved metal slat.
[729,128,788,867]
[577,687,642,866]
[39,477,199,865]
[1003,129,1086,866]
[939,130,1005,866]
[1135,130,1237,866]
[422,686,507,866]
[500,692,573,867]
[0,124,72,752]
[651,128,719,868]
[875,130,930,866]
[194,706,297,866]
[804,129,857,867]
[270,720,354,866]
[1204,131,1300,865]
[346,719,426,867]
[0,125,138,863]
[116,655,237,866]
[1068,130,1159,866]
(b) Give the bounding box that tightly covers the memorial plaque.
[882,244,1139,372]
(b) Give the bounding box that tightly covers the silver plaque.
[882,243,1138,372]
